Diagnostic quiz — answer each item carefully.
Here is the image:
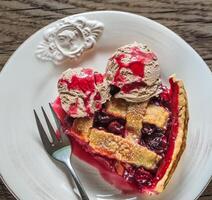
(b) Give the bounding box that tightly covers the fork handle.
[64,160,90,200]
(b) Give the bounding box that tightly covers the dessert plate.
[0,11,211,200]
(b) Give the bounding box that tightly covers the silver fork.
[33,104,90,200]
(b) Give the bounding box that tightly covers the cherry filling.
[93,111,126,136]
[123,165,155,188]
[52,79,180,194]
[140,124,168,157]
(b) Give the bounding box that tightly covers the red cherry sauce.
[121,81,146,93]
[58,68,104,116]
[113,47,156,92]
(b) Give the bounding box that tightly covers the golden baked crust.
[72,117,93,142]
[106,98,128,118]
[126,101,148,142]
[143,104,170,129]
[154,76,189,193]
[89,128,161,170]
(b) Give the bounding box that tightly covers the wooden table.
[0,0,211,199]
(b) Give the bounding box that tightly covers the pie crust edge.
[154,76,189,193]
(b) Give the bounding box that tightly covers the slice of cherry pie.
[52,43,189,194]
[53,75,188,194]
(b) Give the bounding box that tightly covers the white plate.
[0,11,212,200]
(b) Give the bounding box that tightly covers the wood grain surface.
[0,0,211,199]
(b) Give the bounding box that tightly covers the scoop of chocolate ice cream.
[106,42,161,102]
[58,67,110,117]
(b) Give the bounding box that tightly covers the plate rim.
[0,10,211,200]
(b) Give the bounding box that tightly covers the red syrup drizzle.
[112,47,156,90]
[58,69,104,116]
[121,81,146,93]
[52,77,180,194]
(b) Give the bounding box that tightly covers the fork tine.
[33,109,52,153]
[49,103,70,144]
[41,106,58,143]
[49,103,63,134]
